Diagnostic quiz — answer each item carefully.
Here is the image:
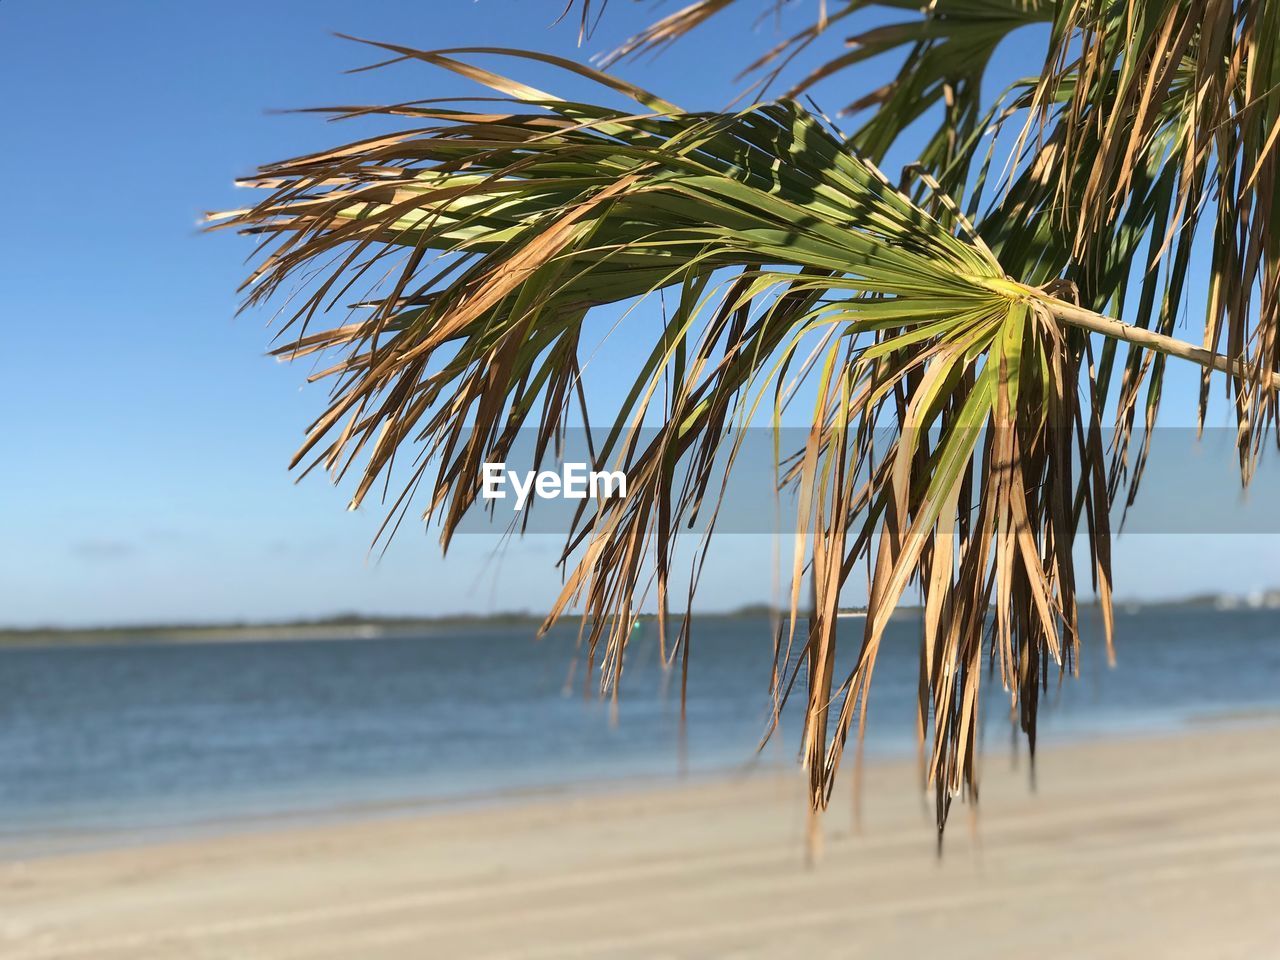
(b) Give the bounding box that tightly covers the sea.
[2,607,1278,857]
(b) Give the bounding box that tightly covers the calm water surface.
[2,608,1278,854]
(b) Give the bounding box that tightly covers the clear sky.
[3,1,1277,627]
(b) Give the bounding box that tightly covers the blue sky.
[2,1,1277,626]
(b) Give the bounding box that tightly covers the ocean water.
[2,608,1278,855]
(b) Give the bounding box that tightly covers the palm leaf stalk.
[213,34,1277,838]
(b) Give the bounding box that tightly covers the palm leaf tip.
[216,43,1124,838]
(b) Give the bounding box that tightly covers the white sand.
[4,724,1280,959]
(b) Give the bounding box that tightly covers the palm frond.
[215,38,1275,836]
[213,45,1104,834]
[587,0,1280,495]
[600,1,1052,195]
[1021,0,1280,486]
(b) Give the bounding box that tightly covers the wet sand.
[4,724,1279,958]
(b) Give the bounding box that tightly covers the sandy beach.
[3,723,1279,959]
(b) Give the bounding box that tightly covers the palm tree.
[213,2,1280,837]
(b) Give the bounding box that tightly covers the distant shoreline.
[0,605,784,647]
[1,593,1272,646]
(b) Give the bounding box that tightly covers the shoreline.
[0,756,791,864]
[5,722,1280,958]
[0,608,782,648]
[6,711,1280,865]
[1,598,1263,648]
